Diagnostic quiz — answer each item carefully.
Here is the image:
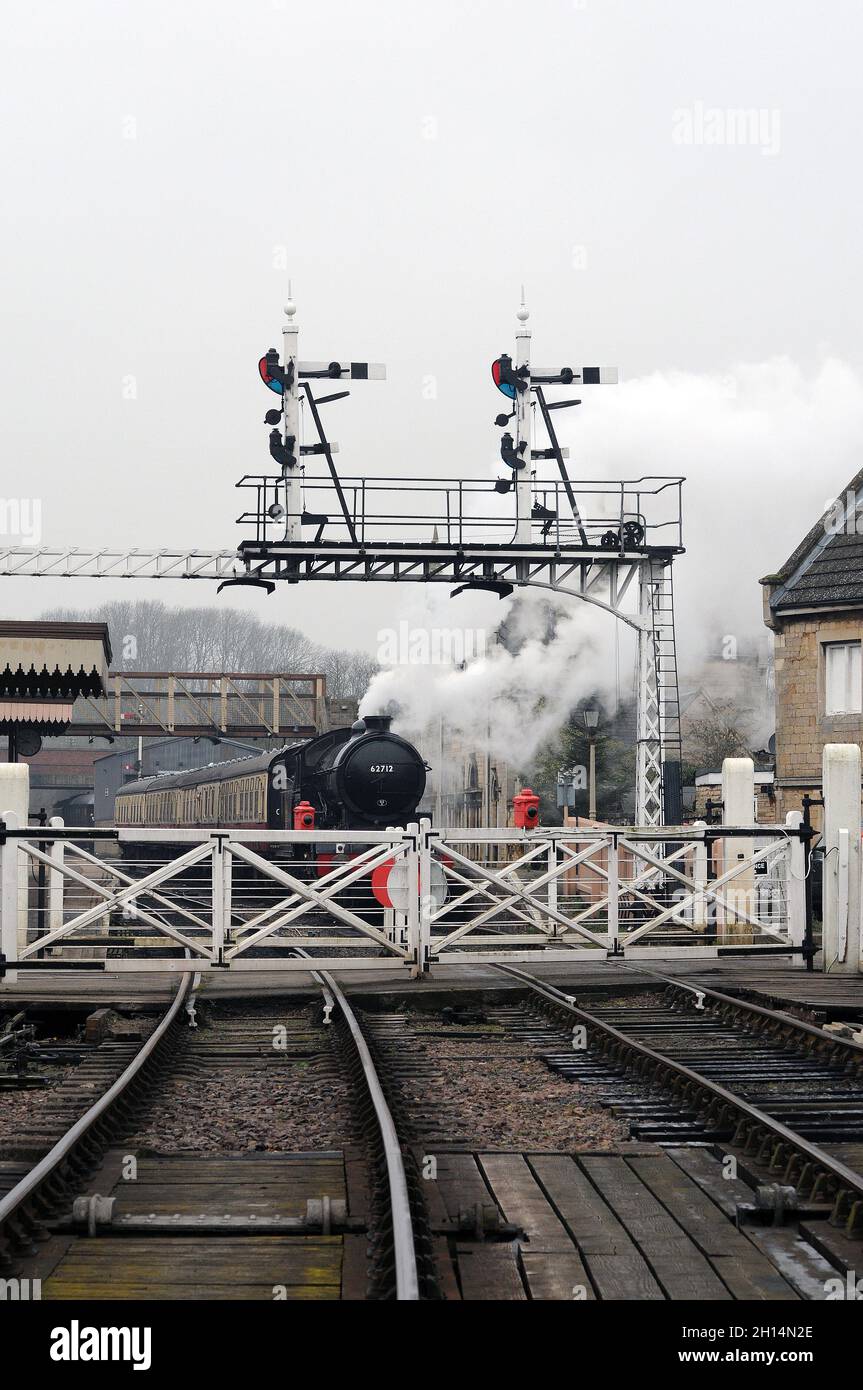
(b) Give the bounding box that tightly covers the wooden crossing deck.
[16,1141,860,1299]
[32,1151,349,1301]
[4,955,861,1023]
[422,1144,844,1301]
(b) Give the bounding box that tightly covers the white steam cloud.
[361,590,624,765]
[360,355,863,762]
[572,355,863,661]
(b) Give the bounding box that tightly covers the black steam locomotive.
[114,716,428,839]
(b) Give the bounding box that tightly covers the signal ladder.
[637,559,682,826]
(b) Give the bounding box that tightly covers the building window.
[825,641,863,715]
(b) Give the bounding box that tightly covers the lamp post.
[583,708,599,821]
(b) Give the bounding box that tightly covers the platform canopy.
[0,621,111,739]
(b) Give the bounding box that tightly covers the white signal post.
[514,292,532,544]
[279,290,386,543]
[282,293,302,543]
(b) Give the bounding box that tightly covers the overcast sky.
[2,0,862,671]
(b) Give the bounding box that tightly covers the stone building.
[693,771,776,824]
[761,470,863,825]
[413,717,517,828]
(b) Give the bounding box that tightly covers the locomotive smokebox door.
[331,718,427,826]
[513,787,540,829]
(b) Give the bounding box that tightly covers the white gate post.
[607,835,619,954]
[418,818,432,976]
[211,836,225,965]
[222,842,233,949]
[405,821,429,978]
[822,743,862,974]
[1,810,21,984]
[721,757,756,943]
[547,838,558,931]
[785,810,806,969]
[48,816,65,934]
[0,766,29,969]
[692,820,708,933]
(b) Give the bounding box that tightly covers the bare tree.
[41,601,378,697]
[683,697,752,772]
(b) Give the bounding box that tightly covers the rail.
[494,963,863,1218]
[293,946,419,1300]
[0,973,191,1246]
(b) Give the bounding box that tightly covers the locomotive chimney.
[361,714,393,733]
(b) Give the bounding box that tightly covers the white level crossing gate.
[0,816,808,982]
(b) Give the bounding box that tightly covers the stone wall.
[772,612,863,827]
[692,782,776,823]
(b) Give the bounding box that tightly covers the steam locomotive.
[111,718,428,935]
[114,715,428,842]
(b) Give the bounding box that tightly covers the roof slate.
[765,465,863,612]
[773,530,863,610]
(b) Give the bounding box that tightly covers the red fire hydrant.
[293,800,316,830]
[513,787,540,829]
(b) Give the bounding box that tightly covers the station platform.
[2,954,862,1022]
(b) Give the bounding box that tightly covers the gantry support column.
[635,560,662,825]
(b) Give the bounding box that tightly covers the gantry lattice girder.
[0,542,682,825]
[0,543,667,629]
[236,541,679,629]
[0,547,240,580]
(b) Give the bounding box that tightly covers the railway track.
[493,965,863,1239]
[0,975,425,1301]
[5,960,863,1301]
[0,979,192,1264]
